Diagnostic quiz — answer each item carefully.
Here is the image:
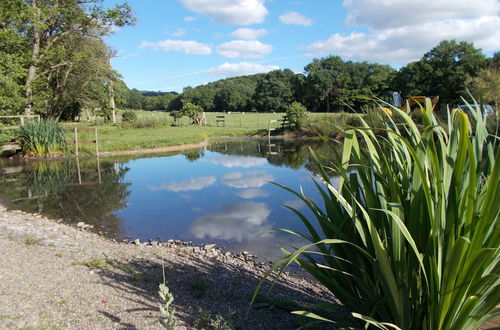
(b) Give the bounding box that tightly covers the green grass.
[64,111,367,154]
[1,111,364,156]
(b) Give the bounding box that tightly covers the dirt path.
[0,204,335,329]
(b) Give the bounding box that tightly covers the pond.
[0,139,339,261]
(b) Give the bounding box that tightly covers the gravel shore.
[0,203,335,329]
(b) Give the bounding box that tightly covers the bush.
[255,100,499,329]
[17,120,66,157]
[298,113,364,138]
[286,102,307,128]
[121,117,166,129]
[122,110,138,122]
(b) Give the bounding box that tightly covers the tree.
[127,89,144,109]
[304,56,347,112]
[466,68,500,107]
[253,69,296,112]
[394,40,487,107]
[0,1,28,114]
[0,0,135,116]
[44,35,118,120]
[286,102,307,128]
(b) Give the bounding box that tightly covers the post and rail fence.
[0,115,41,130]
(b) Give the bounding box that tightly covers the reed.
[17,120,66,157]
[255,99,499,329]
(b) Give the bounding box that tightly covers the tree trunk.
[326,92,330,113]
[23,0,40,116]
[109,80,116,124]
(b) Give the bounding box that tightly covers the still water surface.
[0,139,337,261]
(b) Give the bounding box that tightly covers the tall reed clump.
[255,100,499,329]
[18,120,66,157]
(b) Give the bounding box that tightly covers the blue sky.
[106,0,500,93]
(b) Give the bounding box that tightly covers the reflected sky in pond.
[0,139,339,261]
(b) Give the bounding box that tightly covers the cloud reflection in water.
[190,202,272,242]
[235,188,270,199]
[221,170,273,189]
[207,154,267,168]
[148,176,216,192]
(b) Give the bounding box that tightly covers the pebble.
[203,243,216,251]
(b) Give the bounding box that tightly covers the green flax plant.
[254,99,499,329]
[17,120,66,157]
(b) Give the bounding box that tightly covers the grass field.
[117,110,288,128]
[1,110,362,155]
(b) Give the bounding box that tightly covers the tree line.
[124,40,498,113]
[0,1,498,119]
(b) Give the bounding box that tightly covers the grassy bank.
[1,111,365,156]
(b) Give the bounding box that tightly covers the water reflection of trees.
[206,139,341,174]
[0,158,131,238]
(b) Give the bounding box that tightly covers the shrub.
[122,117,167,129]
[169,111,183,126]
[17,120,66,157]
[298,113,365,138]
[255,99,499,329]
[122,110,138,122]
[286,102,307,128]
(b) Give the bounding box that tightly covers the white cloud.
[279,12,313,26]
[304,17,500,64]
[235,188,270,199]
[344,0,500,30]
[206,62,279,78]
[148,176,216,192]
[183,16,197,22]
[230,28,268,40]
[168,28,187,37]
[221,170,273,189]
[140,40,212,55]
[303,0,500,66]
[190,202,272,242]
[179,0,268,25]
[207,154,267,168]
[217,40,272,59]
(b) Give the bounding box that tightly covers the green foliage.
[286,102,307,128]
[17,120,66,157]
[394,40,487,107]
[121,116,167,129]
[121,110,138,122]
[298,113,364,138]
[159,268,176,330]
[466,68,500,107]
[304,56,396,112]
[0,0,135,116]
[181,101,203,119]
[255,99,499,329]
[253,69,296,112]
[81,258,109,270]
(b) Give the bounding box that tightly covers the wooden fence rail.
[0,115,41,130]
[63,126,99,157]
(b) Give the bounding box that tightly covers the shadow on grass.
[93,250,338,329]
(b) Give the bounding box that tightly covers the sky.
[105,0,500,93]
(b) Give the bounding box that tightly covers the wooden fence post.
[74,127,79,156]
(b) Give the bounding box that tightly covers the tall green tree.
[0,0,134,116]
[394,40,487,107]
[253,69,296,112]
